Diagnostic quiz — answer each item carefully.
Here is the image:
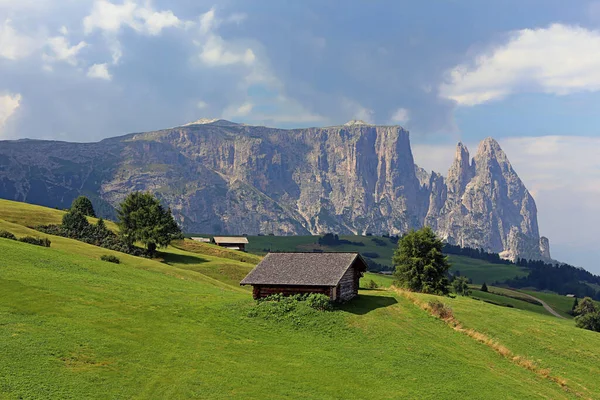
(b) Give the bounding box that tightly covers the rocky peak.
[446,142,474,196]
[343,120,372,126]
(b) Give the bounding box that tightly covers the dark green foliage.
[366,279,379,289]
[62,210,90,233]
[247,294,338,329]
[100,254,121,264]
[452,276,471,296]
[481,282,489,292]
[37,214,147,257]
[571,297,579,316]
[305,293,333,311]
[393,227,450,295]
[117,192,182,255]
[18,236,51,247]
[575,312,600,332]
[506,259,600,300]
[0,230,16,240]
[70,196,96,217]
[575,297,597,316]
[371,238,388,247]
[574,297,600,333]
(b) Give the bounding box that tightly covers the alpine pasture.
[0,199,597,399]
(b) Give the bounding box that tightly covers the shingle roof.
[240,252,367,286]
[213,236,249,244]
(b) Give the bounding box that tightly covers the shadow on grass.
[340,294,398,315]
[159,252,210,266]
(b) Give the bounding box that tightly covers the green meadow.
[0,199,598,398]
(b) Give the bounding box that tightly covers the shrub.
[71,196,96,217]
[575,312,600,332]
[305,293,332,311]
[481,282,488,292]
[0,230,16,240]
[428,300,454,320]
[18,236,51,247]
[366,279,379,289]
[452,276,471,296]
[100,254,121,264]
[62,209,90,234]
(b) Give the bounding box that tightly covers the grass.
[0,198,119,231]
[449,255,528,284]
[0,200,587,398]
[520,290,578,319]
[409,291,600,398]
[469,289,550,317]
[171,239,263,265]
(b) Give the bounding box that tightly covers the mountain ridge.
[0,120,550,261]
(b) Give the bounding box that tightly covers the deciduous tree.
[393,227,450,295]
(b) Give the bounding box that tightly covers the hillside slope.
[0,202,590,399]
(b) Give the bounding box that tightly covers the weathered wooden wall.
[338,263,359,301]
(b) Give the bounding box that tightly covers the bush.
[452,276,471,296]
[575,312,600,332]
[62,210,90,234]
[71,196,96,217]
[100,254,121,264]
[428,300,454,320]
[18,236,51,247]
[366,279,379,289]
[481,282,488,292]
[0,230,16,240]
[305,293,332,311]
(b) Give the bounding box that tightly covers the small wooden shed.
[212,236,249,251]
[240,252,367,302]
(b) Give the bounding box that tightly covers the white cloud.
[0,93,21,135]
[0,19,39,60]
[224,102,253,117]
[200,35,255,66]
[341,98,373,123]
[440,24,600,105]
[83,0,182,36]
[390,107,410,124]
[197,101,208,109]
[87,63,112,80]
[45,36,87,66]
[196,8,256,67]
[59,26,69,36]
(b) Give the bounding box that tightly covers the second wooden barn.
[240,252,367,302]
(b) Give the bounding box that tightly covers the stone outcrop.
[0,120,551,261]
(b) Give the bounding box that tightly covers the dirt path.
[517,292,567,319]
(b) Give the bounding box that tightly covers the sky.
[0,0,599,272]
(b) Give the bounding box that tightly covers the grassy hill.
[1,199,599,398]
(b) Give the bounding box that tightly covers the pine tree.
[481,282,488,292]
[71,196,96,217]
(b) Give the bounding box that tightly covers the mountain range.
[0,119,550,262]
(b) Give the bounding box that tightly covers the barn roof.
[240,252,367,286]
[213,236,249,244]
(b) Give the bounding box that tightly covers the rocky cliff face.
[424,138,549,261]
[0,120,550,261]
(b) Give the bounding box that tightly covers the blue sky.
[1,0,599,271]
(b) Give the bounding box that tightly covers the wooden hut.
[240,252,367,302]
[212,236,249,251]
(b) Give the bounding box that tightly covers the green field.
[1,199,599,398]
